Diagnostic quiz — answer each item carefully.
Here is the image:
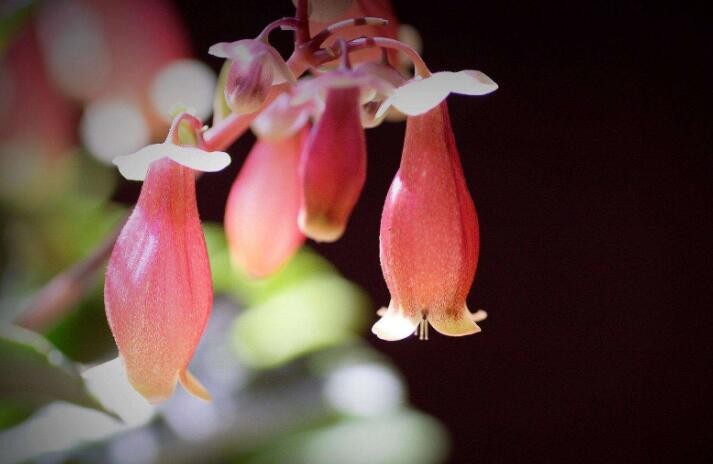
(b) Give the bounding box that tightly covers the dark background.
[142,1,710,462]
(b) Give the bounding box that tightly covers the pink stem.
[295,0,310,45]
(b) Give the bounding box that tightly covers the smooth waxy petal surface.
[105,157,213,402]
[299,87,366,242]
[376,101,480,338]
[225,130,307,277]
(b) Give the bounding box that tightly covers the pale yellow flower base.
[372,304,487,341]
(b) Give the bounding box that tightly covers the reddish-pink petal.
[299,87,366,242]
[225,129,307,278]
[104,158,212,403]
[378,101,480,333]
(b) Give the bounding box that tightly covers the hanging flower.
[105,122,230,402]
[224,127,308,277]
[208,39,295,115]
[295,67,395,242]
[372,101,484,341]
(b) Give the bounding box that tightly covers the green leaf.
[0,398,34,431]
[0,325,119,426]
[232,275,369,369]
[45,284,116,363]
[243,411,449,464]
[204,222,335,306]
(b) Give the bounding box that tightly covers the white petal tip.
[371,306,420,341]
[451,70,498,95]
[471,309,488,323]
[207,42,229,58]
[170,146,231,173]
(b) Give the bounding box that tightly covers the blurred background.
[0,0,710,463]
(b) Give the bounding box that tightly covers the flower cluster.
[105,0,497,402]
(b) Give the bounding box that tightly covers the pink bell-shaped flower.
[298,84,366,242]
[373,101,483,340]
[105,120,230,402]
[225,127,308,277]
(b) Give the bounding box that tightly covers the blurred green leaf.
[0,0,38,54]
[0,398,34,431]
[232,275,369,369]
[204,222,335,306]
[0,325,118,424]
[45,284,116,363]
[243,411,449,464]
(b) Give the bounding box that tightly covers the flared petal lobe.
[225,129,308,277]
[299,87,366,242]
[375,101,480,340]
[105,157,213,403]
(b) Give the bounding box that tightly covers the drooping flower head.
[294,58,396,242]
[372,70,497,341]
[106,114,230,402]
[225,126,309,278]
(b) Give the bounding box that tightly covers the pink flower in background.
[225,128,308,278]
[297,81,366,242]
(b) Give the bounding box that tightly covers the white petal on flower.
[168,145,231,174]
[371,305,421,341]
[113,143,230,181]
[112,144,166,181]
[377,70,498,118]
[207,41,235,59]
[376,76,450,117]
[471,309,488,323]
[445,70,498,96]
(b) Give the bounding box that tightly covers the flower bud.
[299,86,366,242]
[209,40,294,115]
[225,128,308,277]
[224,53,273,114]
[373,101,482,340]
[105,156,214,403]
